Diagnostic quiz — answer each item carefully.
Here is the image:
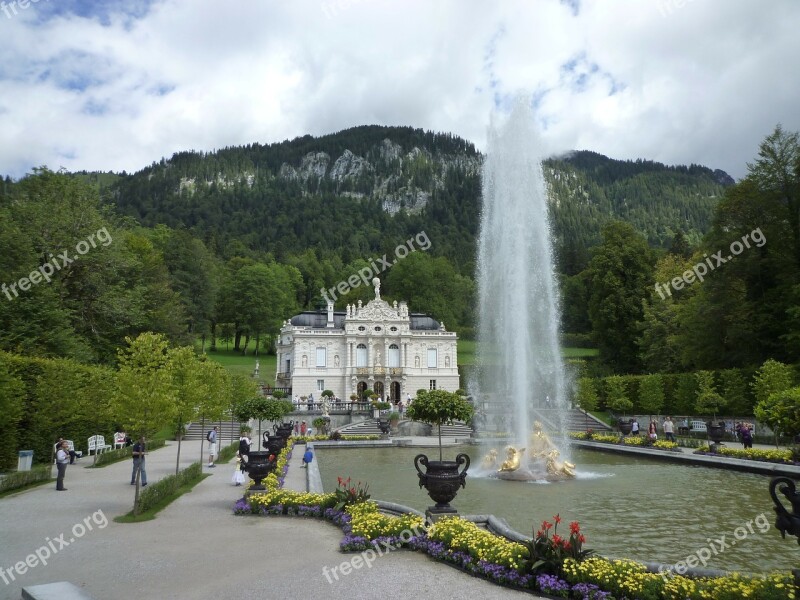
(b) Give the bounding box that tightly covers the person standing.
[300,421,307,436]
[207,426,218,468]
[56,441,69,491]
[238,432,251,470]
[131,436,147,486]
[631,420,640,436]
[663,416,675,442]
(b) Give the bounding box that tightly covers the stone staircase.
[335,419,384,436]
[183,419,250,442]
[532,408,612,433]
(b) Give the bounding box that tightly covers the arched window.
[388,344,400,367]
[356,343,367,367]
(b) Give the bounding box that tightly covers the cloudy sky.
[1,0,798,180]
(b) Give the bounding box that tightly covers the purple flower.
[536,573,570,594]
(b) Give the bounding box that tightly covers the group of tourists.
[629,416,677,442]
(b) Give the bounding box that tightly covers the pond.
[316,445,797,573]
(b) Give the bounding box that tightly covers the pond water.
[316,445,796,573]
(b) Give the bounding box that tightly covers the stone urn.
[413,453,470,514]
[377,418,391,435]
[274,422,294,439]
[245,451,276,491]
[706,422,726,447]
[262,432,286,455]
[617,418,633,435]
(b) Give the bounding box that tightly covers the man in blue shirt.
[302,448,313,468]
[131,436,147,486]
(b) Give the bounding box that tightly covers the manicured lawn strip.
[0,464,53,496]
[0,476,53,498]
[114,462,206,522]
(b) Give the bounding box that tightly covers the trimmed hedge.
[136,462,202,514]
[0,464,52,494]
[0,351,116,468]
[587,368,759,417]
[92,439,167,467]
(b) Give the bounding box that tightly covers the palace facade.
[275,282,459,401]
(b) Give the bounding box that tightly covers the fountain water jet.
[473,98,572,479]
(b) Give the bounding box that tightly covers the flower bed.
[694,446,796,465]
[571,432,680,452]
[232,470,794,598]
[292,434,381,443]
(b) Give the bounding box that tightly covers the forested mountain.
[107,126,730,276]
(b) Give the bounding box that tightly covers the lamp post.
[769,476,800,591]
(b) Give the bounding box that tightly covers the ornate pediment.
[351,298,404,323]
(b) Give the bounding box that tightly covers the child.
[232,453,246,486]
[302,448,313,468]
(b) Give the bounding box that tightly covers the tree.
[233,397,293,445]
[168,347,229,475]
[406,389,474,460]
[586,222,654,373]
[746,125,800,269]
[752,359,795,406]
[638,374,665,420]
[112,333,177,513]
[754,387,800,445]
[574,377,598,431]
[694,371,726,422]
[604,376,632,416]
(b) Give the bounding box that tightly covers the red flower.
[570,521,580,535]
[541,520,553,530]
[553,514,562,524]
[552,534,563,546]
[536,529,544,538]
[563,541,572,552]
[578,534,586,544]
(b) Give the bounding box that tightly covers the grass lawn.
[457,339,598,366]
[202,348,277,384]
[202,341,597,376]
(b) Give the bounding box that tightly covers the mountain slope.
[107,126,731,274]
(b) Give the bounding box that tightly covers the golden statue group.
[482,421,575,481]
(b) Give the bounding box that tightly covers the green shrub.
[217,441,239,464]
[136,462,202,514]
[0,464,52,493]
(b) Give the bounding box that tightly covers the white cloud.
[0,0,798,179]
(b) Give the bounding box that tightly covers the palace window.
[429,380,437,390]
[356,343,367,367]
[316,347,327,368]
[427,348,437,368]
[388,344,400,367]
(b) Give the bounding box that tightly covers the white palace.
[275,279,459,402]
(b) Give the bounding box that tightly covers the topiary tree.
[605,376,633,417]
[405,389,474,461]
[695,371,726,422]
[638,374,665,421]
[752,360,794,407]
[754,387,800,447]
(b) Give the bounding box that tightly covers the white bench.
[88,435,112,454]
[689,420,707,432]
[113,432,127,449]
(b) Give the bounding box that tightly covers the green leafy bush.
[136,462,202,514]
